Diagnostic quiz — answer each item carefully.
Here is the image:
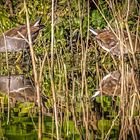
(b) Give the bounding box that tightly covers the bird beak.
[33,17,42,27]
[33,17,45,29]
[89,28,98,36]
[91,91,100,101]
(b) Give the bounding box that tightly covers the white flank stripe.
[91,91,100,99]
[89,29,98,36]
[102,73,111,81]
[10,86,32,93]
[100,45,110,52]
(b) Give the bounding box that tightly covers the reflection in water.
[0,93,139,139]
[91,98,140,140]
[0,116,53,140]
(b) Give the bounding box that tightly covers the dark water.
[0,121,37,140]
[0,116,52,140]
[0,99,140,140]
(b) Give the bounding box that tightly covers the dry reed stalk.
[84,0,90,139]
[78,0,90,139]
[91,0,140,139]
[67,1,83,137]
[64,64,70,136]
[3,33,10,124]
[24,0,42,139]
[47,1,59,138]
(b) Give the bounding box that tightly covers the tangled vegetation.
[0,0,140,139]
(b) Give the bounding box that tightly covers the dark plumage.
[0,18,44,52]
[0,75,48,107]
[0,75,35,103]
[91,70,138,100]
[89,28,140,56]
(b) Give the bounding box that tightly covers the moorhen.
[89,28,140,56]
[91,70,138,100]
[0,75,48,107]
[0,18,44,52]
